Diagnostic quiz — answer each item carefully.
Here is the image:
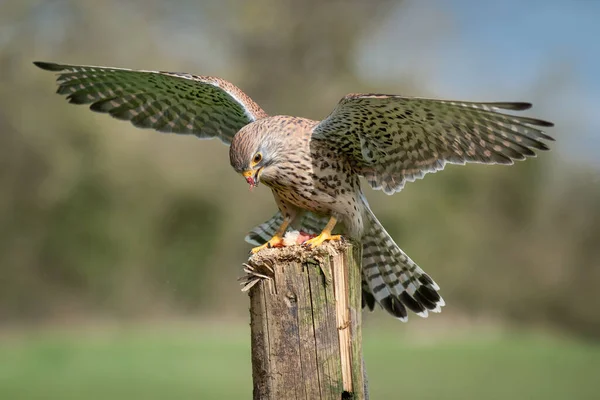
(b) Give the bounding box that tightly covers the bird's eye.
[252,153,263,165]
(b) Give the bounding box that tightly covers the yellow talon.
[302,215,342,248]
[251,235,284,254]
[303,232,342,248]
[250,214,293,254]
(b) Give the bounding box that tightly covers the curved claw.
[251,235,285,254]
[302,232,343,248]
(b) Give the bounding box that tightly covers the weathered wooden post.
[240,241,366,400]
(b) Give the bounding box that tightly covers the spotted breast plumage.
[34,61,555,321]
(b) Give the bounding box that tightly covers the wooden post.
[240,241,366,400]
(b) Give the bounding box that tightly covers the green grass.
[0,325,598,400]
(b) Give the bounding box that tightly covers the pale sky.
[358,0,599,166]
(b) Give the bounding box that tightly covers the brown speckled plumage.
[35,61,555,321]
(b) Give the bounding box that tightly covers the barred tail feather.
[245,212,284,246]
[361,198,445,321]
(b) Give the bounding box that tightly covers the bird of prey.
[34,61,554,321]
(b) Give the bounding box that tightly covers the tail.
[246,205,445,321]
[361,197,445,321]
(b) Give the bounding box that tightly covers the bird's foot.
[251,236,285,254]
[302,231,343,248]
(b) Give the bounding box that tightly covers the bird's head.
[229,120,287,190]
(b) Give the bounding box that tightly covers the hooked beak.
[242,168,262,190]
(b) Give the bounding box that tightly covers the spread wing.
[312,94,554,194]
[34,61,268,145]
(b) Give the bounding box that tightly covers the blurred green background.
[1,0,599,399]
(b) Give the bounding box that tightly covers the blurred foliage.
[0,0,599,340]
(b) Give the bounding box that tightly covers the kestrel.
[34,61,554,321]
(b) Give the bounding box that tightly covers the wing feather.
[313,94,554,194]
[34,61,268,145]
